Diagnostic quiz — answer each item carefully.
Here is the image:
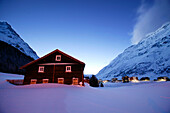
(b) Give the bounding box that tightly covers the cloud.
[131,0,170,44]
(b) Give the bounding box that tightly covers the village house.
[20,49,85,86]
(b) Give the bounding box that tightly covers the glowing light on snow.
[157,79,166,82]
[131,80,139,83]
[103,80,108,83]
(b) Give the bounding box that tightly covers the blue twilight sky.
[0,0,170,74]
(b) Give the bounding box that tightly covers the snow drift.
[0,72,170,113]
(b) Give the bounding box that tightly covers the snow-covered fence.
[6,79,24,85]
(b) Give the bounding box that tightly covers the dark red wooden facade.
[20,49,85,85]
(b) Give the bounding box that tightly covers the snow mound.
[0,72,170,113]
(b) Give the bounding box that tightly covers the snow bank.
[0,72,170,113]
[0,72,24,82]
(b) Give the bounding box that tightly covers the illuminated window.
[56,55,61,61]
[42,79,49,83]
[38,66,44,73]
[58,78,64,84]
[72,78,78,85]
[66,66,71,72]
[30,79,37,84]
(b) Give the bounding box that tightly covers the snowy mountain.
[96,22,170,80]
[0,22,39,60]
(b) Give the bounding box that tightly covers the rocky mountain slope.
[0,41,34,74]
[96,22,170,80]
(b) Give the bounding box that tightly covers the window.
[56,55,61,61]
[30,79,37,84]
[42,79,49,83]
[38,66,44,73]
[58,78,64,84]
[72,78,78,85]
[66,66,71,72]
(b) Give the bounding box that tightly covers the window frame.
[38,66,44,73]
[55,55,61,61]
[66,66,71,72]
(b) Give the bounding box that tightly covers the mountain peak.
[0,21,39,60]
[0,21,9,26]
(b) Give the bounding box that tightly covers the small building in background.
[130,77,139,82]
[111,78,118,82]
[157,76,168,81]
[20,49,85,86]
[140,77,150,81]
[122,76,129,83]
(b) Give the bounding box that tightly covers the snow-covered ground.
[0,72,170,113]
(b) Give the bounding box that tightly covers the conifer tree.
[89,75,99,87]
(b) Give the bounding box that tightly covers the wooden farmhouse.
[20,49,85,86]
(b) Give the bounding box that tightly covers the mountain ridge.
[0,21,39,60]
